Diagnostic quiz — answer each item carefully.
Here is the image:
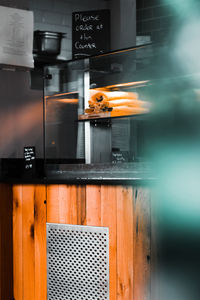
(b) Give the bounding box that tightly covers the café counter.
[0,161,156,300]
[0,43,159,300]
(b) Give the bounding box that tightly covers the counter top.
[0,159,155,185]
[45,162,155,184]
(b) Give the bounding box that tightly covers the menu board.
[72,10,110,59]
[0,5,34,68]
[24,146,35,171]
[112,151,129,164]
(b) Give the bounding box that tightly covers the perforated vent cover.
[47,223,109,300]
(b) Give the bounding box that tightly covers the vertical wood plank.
[150,188,159,300]
[86,185,101,226]
[116,186,134,300]
[101,185,117,300]
[69,185,78,224]
[59,185,78,224]
[13,185,23,300]
[34,185,47,300]
[0,184,13,300]
[22,185,35,300]
[77,185,86,225]
[132,187,151,300]
[47,185,60,223]
[58,185,70,223]
[47,185,81,224]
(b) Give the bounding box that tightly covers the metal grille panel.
[47,223,109,300]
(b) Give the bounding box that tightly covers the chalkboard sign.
[112,151,129,164]
[24,146,36,171]
[72,10,110,59]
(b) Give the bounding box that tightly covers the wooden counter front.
[0,183,153,300]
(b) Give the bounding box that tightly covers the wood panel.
[0,183,13,300]
[77,185,86,225]
[12,184,46,300]
[132,187,151,300]
[10,184,152,300]
[86,185,101,226]
[22,185,35,300]
[150,188,159,300]
[101,186,117,300]
[46,184,151,300]
[13,185,23,300]
[34,185,47,300]
[47,185,86,224]
[116,186,134,300]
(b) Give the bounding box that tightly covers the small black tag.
[112,150,129,163]
[24,146,36,176]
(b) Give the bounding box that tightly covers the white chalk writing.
[75,13,99,22]
[75,42,96,49]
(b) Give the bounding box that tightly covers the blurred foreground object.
[148,10,200,299]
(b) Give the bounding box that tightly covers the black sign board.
[112,151,129,164]
[24,146,36,172]
[72,9,110,59]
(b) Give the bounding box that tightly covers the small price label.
[112,151,129,164]
[24,146,36,171]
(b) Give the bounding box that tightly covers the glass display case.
[43,42,200,175]
[43,44,155,167]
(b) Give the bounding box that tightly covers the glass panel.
[82,44,157,163]
[44,60,85,163]
[44,43,197,167]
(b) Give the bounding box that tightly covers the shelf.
[78,112,110,120]
[78,112,148,121]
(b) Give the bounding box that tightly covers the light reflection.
[0,101,42,155]
[47,98,78,104]
[101,80,150,90]
[45,91,78,99]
